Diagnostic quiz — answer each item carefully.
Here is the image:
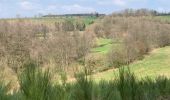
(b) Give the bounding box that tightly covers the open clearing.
[91,38,122,54]
[91,38,113,53]
[157,15,170,22]
[93,46,170,81]
[3,16,96,26]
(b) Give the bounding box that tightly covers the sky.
[0,0,170,18]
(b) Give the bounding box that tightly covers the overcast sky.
[0,0,170,18]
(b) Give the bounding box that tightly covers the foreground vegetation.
[1,63,170,100]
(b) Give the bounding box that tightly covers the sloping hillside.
[93,46,170,81]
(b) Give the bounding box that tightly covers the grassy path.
[93,46,170,81]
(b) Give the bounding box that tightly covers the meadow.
[1,16,96,26]
[157,15,170,22]
[93,46,170,81]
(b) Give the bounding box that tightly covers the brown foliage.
[0,19,92,73]
[106,16,170,67]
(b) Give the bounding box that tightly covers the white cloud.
[157,7,165,12]
[19,1,40,10]
[18,0,95,14]
[97,0,148,6]
[61,4,95,13]
[113,0,126,6]
[157,7,170,12]
[97,0,111,5]
[98,0,126,6]
[37,5,58,14]
[36,4,95,15]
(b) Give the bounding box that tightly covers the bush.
[18,62,53,100]
[75,22,86,31]
[107,49,127,68]
[97,81,121,100]
[70,72,94,100]
[0,82,9,100]
[114,68,136,100]
[0,65,170,100]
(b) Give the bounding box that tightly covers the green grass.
[1,54,170,100]
[92,44,113,54]
[93,46,170,81]
[82,16,96,25]
[2,16,96,26]
[131,46,170,78]
[96,38,113,46]
[156,15,170,22]
[91,38,122,54]
[92,38,113,53]
[2,63,170,100]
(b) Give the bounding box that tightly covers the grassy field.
[87,38,123,73]
[93,46,170,81]
[2,16,96,26]
[156,15,170,22]
[91,38,122,54]
[91,38,113,53]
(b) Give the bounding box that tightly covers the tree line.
[0,19,93,75]
[88,14,170,68]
